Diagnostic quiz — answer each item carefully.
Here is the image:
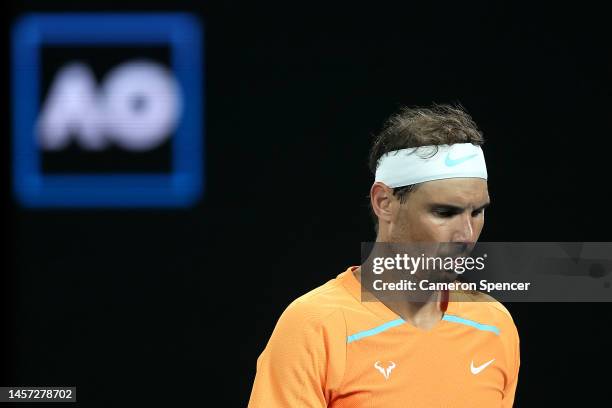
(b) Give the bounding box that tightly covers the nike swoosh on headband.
[444,152,478,167]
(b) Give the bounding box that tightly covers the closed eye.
[471,208,485,217]
[431,202,490,218]
[432,207,461,218]
[472,203,490,217]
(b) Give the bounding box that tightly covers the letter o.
[101,60,182,151]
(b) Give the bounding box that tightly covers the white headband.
[374,143,487,188]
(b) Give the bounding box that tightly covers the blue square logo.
[12,13,204,208]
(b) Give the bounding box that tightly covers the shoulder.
[260,277,349,378]
[253,277,351,397]
[273,277,351,339]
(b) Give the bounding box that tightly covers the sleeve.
[248,303,346,408]
[501,322,520,407]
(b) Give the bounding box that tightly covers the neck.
[352,266,446,330]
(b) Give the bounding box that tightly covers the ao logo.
[12,13,203,207]
[37,60,182,152]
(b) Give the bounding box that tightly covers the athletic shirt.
[249,266,520,407]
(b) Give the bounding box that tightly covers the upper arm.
[248,304,346,408]
[501,321,520,407]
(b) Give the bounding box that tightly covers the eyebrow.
[429,202,490,212]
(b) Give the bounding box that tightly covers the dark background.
[4,1,612,406]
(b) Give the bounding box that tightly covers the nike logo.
[374,361,396,380]
[444,152,478,167]
[470,358,495,375]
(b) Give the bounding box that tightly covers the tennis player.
[248,105,520,407]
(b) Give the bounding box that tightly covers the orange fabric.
[249,267,520,407]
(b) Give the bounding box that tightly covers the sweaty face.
[387,178,489,244]
[385,178,489,283]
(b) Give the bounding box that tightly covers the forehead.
[414,178,489,204]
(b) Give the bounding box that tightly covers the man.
[248,105,520,407]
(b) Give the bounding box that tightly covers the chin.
[418,269,457,284]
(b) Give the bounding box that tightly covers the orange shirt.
[249,267,520,407]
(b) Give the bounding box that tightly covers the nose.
[452,213,474,243]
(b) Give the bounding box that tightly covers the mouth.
[436,242,474,258]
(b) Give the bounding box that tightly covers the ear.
[370,182,395,225]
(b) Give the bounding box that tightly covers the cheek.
[422,216,455,241]
[408,214,454,241]
[473,216,486,234]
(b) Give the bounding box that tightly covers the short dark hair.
[368,103,485,231]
